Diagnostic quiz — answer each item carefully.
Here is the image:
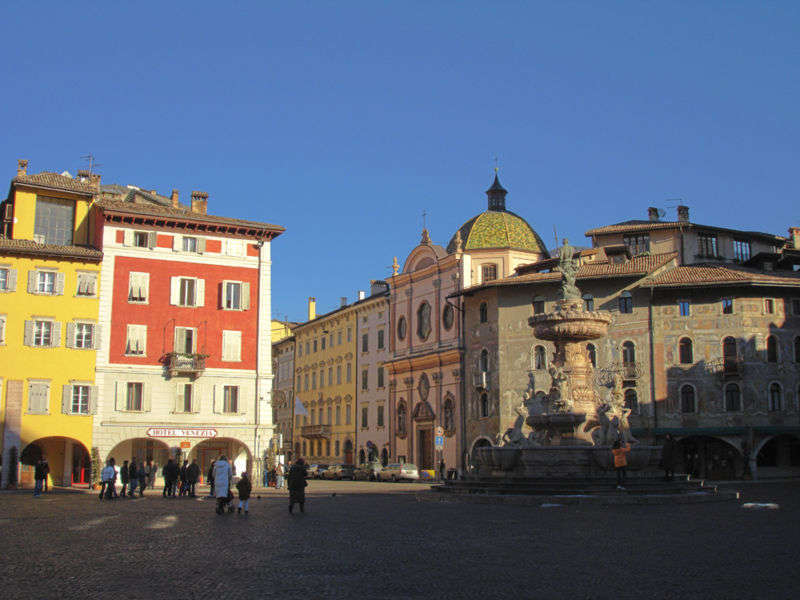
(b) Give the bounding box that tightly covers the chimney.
[17,159,28,177]
[190,190,209,214]
[308,297,316,321]
[358,290,366,301]
[789,227,800,250]
[648,207,659,222]
[340,296,347,308]
[171,189,180,208]
[77,169,91,181]
[677,205,689,223]
[89,173,101,191]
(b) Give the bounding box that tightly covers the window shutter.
[24,320,34,346]
[173,235,181,251]
[123,230,133,246]
[218,282,225,309]
[170,277,180,305]
[242,282,250,310]
[7,268,16,291]
[213,385,222,413]
[143,384,151,412]
[198,238,206,254]
[52,322,62,347]
[190,328,198,353]
[89,386,98,414]
[148,231,157,249]
[142,273,150,301]
[92,324,101,350]
[196,279,205,307]
[115,381,123,411]
[62,385,72,414]
[221,331,231,361]
[65,322,76,348]
[140,326,147,355]
[28,270,36,293]
[191,385,200,413]
[174,327,185,353]
[55,272,65,295]
[233,331,242,361]
[237,388,246,415]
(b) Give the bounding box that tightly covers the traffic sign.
[435,426,444,437]
[435,435,444,448]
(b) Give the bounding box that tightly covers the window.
[795,337,800,363]
[769,383,782,411]
[362,333,368,353]
[722,298,733,314]
[28,381,49,413]
[126,382,143,411]
[618,292,633,314]
[335,441,340,456]
[378,329,385,349]
[377,405,385,427]
[479,302,488,323]
[171,277,204,307]
[70,385,90,415]
[223,385,239,413]
[679,338,693,364]
[534,345,547,370]
[221,330,242,362]
[624,389,638,414]
[223,281,250,310]
[479,392,489,418]
[725,383,741,412]
[361,369,368,390]
[347,327,352,342]
[335,405,341,425]
[321,337,326,350]
[312,372,317,389]
[304,374,309,391]
[733,239,751,262]
[397,402,407,435]
[224,239,244,257]
[76,272,97,297]
[482,264,497,282]
[723,337,737,373]
[443,399,455,432]
[305,341,310,355]
[296,375,301,390]
[443,304,455,330]
[532,297,545,314]
[583,294,594,311]
[766,335,778,363]
[133,231,151,248]
[182,236,199,253]
[397,317,407,340]
[32,320,54,347]
[377,367,385,388]
[319,369,324,388]
[586,343,596,367]
[36,271,57,294]
[179,383,193,413]
[623,234,649,255]
[679,300,690,317]
[680,385,695,413]
[0,267,16,292]
[328,367,333,386]
[125,324,147,355]
[345,404,351,425]
[622,341,636,365]
[417,302,431,340]
[336,365,342,384]
[313,339,317,353]
[327,406,333,425]
[173,326,196,354]
[346,363,352,383]
[337,331,342,345]
[34,197,74,245]
[361,406,368,428]
[480,349,489,372]
[0,315,6,345]
[697,232,718,257]
[74,323,94,349]
[764,299,775,314]
[325,440,331,457]
[298,344,302,357]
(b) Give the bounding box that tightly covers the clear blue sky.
[2,2,799,322]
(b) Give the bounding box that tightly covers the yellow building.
[0,160,102,488]
[292,297,358,464]
[271,319,298,343]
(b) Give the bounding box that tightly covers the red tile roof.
[645,264,800,288]
[585,219,783,241]
[0,237,102,260]
[13,172,96,195]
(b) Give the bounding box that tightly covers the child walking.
[612,440,631,489]
[236,471,252,515]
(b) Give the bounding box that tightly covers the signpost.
[435,435,444,449]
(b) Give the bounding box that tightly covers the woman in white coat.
[213,455,232,515]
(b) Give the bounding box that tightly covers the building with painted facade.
[272,332,296,462]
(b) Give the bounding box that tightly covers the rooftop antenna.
[493,155,499,174]
[80,153,102,175]
[421,209,428,230]
[553,225,559,249]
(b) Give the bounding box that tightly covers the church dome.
[446,175,550,256]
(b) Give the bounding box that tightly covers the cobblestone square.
[1,480,798,599]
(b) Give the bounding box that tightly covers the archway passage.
[107,438,172,489]
[757,434,800,476]
[20,437,90,488]
[188,438,252,483]
[469,438,493,472]
[677,435,741,479]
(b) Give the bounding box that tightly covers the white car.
[378,463,419,482]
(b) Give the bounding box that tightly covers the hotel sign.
[146,428,218,439]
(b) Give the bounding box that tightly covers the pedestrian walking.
[186,459,200,497]
[120,460,130,497]
[100,458,117,500]
[179,460,189,496]
[213,455,232,515]
[33,457,48,497]
[287,458,308,514]
[236,472,252,514]
[612,440,631,490]
[128,459,139,497]
[162,459,179,497]
[207,460,216,498]
[40,458,50,492]
[275,462,284,490]
[660,434,677,481]
[137,460,147,496]
[146,460,156,490]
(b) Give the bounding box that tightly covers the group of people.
[98,457,202,500]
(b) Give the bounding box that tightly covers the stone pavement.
[0,480,798,599]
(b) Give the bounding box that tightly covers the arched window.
[618,291,633,314]
[795,337,800,363]
[532,296,545,314]
[582,294,594,311]
[397,316,407,340]
[417,301,432,340]
[680,385,696,413]
[479,349,489,372]
[397,402,407,435]
[624,389,638,414]
[443,398,455,433]
[534,345,547,370]
[766,335,778,362]
[586,343,597,367]
[679,338,693,364]
[724,383,741,412]
[479,392,489,418]
[769,383,782,411]
[442,304,455,330]
[622,341,636,364]
[723,336,738,374]
[479,302,488,323]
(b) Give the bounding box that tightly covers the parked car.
[307,464,328,479]
[323,464,355,480]
[354,462,382,481]
[378,463,419,482]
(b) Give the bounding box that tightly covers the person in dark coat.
[179,460,189,496]
[207,460,216,498]
[33,457,48,497]
[661,434,677,481]
[136,461,147,496]
[162,459,179,497]
[128,459,139,497]
[40,458,50,492]
[186,459,200,497]
[287,459,308,514]
[236,472,252,514]
[120,460,130,498]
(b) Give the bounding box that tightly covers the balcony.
[166,352,207,377]
[301,424,331,439]
[706,357,743,378]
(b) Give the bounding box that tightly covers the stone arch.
[20,436,91,487]
[412,400,435,422]
[187,437,253,482]
[677,435,743,479]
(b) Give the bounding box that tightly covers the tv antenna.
[81,153,102,175]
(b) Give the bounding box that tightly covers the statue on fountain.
[558,238,582,302]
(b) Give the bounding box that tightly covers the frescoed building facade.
[272,332,296,462]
